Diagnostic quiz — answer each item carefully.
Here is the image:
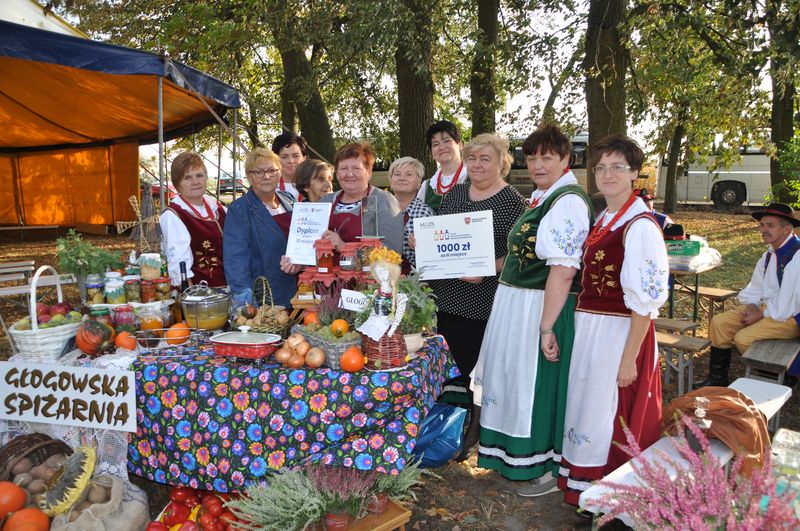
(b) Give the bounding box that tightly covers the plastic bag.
[412,403,467,468]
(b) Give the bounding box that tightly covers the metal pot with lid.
[179,281,231,331]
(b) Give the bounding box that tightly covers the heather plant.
[595,415,797,530]
[306,464,377,518]
[225,469,325,531]
[374,458,437,504]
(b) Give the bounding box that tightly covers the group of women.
[159,123,669,509]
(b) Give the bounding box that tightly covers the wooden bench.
[657,331,711,395]
[579,377,792,525]
[742,338,800,429]
[654,318,700,335]
[677,286,737,322]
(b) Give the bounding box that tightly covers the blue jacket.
[223,189,297,307]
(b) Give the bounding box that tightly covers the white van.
[656,147,771,208]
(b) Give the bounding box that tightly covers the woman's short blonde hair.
[462,133,513,177]
[245,147,280,174]
[388,157,425,182]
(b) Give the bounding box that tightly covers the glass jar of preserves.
[140,280,157,303]
[123,275,141,303]
[138,253,163,280]
[313,238,335,273]
[85,282,105,305]
[89,307,113,327]
[113,305,137,333]
[296,273,315,300]
[338,242,360,271]
[154,277,172,301]
[104,279,126,304]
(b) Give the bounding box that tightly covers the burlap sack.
[51,474,149,531]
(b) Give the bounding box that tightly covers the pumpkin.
[0,481,27,518]
[2,507,50,531]
[75,320,115,356]
[114,331,137,350]
[339,346,366,372]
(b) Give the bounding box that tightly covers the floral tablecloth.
[128,335,459,491]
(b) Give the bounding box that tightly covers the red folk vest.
[165,203,227,287]
[577,213,655,316]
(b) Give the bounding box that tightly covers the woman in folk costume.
[469,124,592,497]
[558,134,669,508]
[160,151,226,288]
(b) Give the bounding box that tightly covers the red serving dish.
[210,330,282,359]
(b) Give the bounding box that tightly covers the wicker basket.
[362,329,407,370]
[8,265,82,362]
[291,324,360,370]
[0,433,73,482]
[231,277,300,338]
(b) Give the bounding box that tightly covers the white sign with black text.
[413,210,496,280]
[338,289,370,312]
[0,361,137,432]
[285,202,333,266]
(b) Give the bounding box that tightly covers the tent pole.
[232,109,238,198]
[217,124,222,197]
[158,76,165,208]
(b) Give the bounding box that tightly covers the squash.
[2,507,50,531]
[75,321,115,357]
[0,481,28,518]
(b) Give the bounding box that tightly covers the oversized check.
[413,210,496,280]
[285,202,332,266]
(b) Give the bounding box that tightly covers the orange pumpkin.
[303,311,320,326]
[0,481,27,520]
[330,319,349,338]
[75,320,116,357]
[166,322,191,345]
[339,346,365,372]
[114,331,137,350]
[2,507,50,531]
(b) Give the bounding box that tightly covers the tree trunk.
[280,87,297,135]
[584,0,627,193]
[769,68,795,201]
[244,101,262,148]
[395,0,436,176]
[278,47,337,163]
[470,0,499,135]
[664,122,685,214]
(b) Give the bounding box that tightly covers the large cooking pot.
[179,282,230,331]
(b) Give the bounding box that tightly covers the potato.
[87,484,108,504]
[44,453,67,468]
[27,478,46,494]
[11,457,33,475]
[13,472,32,488]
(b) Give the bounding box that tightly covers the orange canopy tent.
[0,19,241,226]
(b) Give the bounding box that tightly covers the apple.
[50,314,67,325]
[37,314,51,324]
[62,301,74,312]
[50,303,68,316]
[14,317,31,330]
[67,311,83,322]
[36,302,49,315]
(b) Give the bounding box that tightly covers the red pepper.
[162,501,192,526]
[146,523,170,531]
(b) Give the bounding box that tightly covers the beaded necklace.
[434,162,463,195]
[180,195,214,220]
[584,192,638,247]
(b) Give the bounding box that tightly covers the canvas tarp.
[0,19,241,225]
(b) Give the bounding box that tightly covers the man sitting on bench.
[696,202,800,387]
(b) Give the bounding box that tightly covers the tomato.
[145,523,170,531]
[178,523,197,531]
[219,511,237,527]
[170,486,196,503]
[206,500,224,518]
[183,494,201,509]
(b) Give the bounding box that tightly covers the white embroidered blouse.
[533,171,591,269]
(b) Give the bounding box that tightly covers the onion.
[274,347,292,364]
[287,355,305,368]
[295,341,311,357]
[285,334,305,350]
[305,348,325,368]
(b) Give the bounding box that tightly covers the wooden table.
[667,262,720,321]
[350,500,412,531]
